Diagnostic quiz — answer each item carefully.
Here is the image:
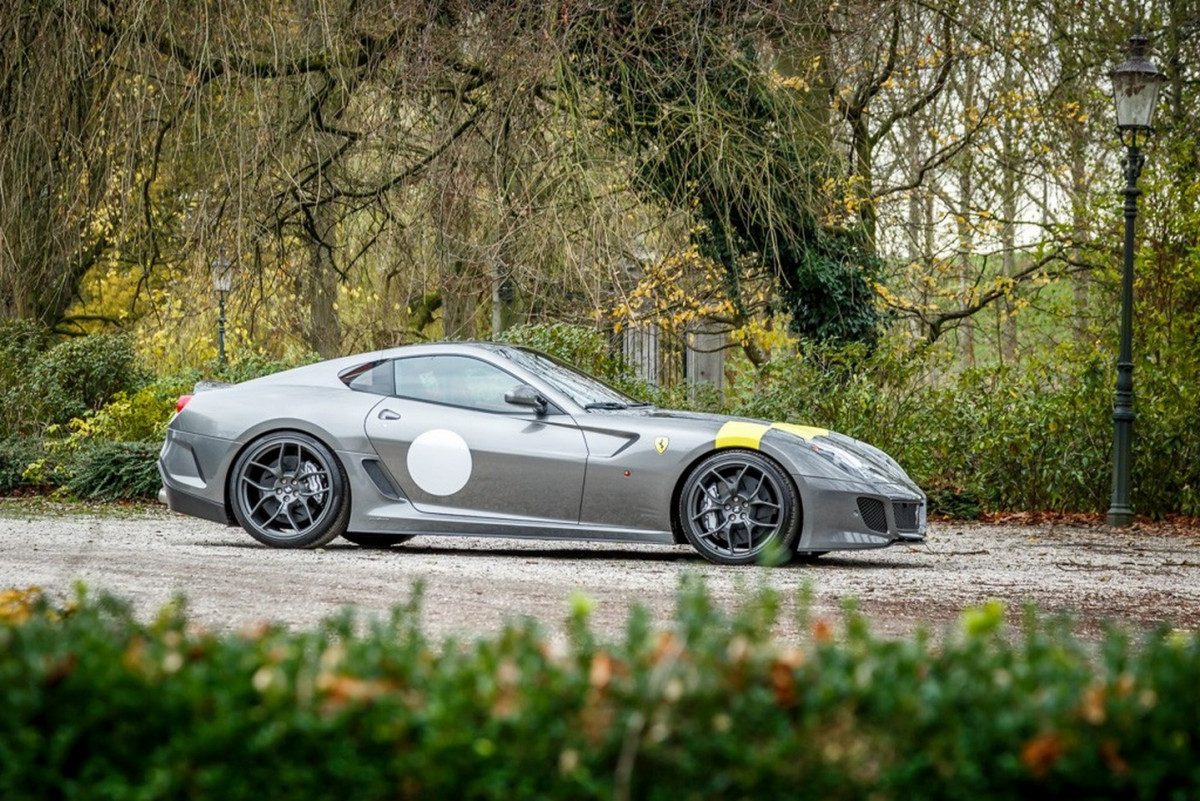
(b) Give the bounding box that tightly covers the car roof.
[244,342,529,389]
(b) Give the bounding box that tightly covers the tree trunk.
[305,202,343,359]
[998,39,1019,367]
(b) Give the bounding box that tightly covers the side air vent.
[856,497,888,533]
[361,459,406,501]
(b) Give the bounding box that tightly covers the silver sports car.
[159,341,926,565]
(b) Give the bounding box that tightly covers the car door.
[363,354,589,524]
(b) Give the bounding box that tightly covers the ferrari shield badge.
[654,436,669,454]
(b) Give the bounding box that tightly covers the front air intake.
[893,501,922,532]
[856,497,888,533]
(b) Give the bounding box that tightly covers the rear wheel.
[342,532,414,549]
[678,449,800,565]
[230,432,349,548]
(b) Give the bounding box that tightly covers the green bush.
[924,483,983,520]
[0,321,53,437]
[1,582,1199,799]
[56,441,162,501]
[22,377,187,499]
[5,342,304,499]
[1134,371,1200,517]
[936,355,1200,517]
[944,362,1112,512]
[725,339,952,483]
[1,326,148,439]
[30,333,144,427]
[0,436,44,494]
[722,339,1200,519]
[55,378,192,447]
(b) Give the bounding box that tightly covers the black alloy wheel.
[679,449,800,565]
[230,432,350,548]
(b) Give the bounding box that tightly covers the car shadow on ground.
[200,539,931,569]
[321,541,932,569]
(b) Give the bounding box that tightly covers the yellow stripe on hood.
[715,421,829,450]
[715,421,770,449]
[770,422,829,440]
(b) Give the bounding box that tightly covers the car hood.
[606,406,919,491]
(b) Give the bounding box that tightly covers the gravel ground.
[3,505,1199,642]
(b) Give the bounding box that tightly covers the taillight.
[176,395,193,413]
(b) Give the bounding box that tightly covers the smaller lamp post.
[1106,26,1163,527]
[210,251,234,369]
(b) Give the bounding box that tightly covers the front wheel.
[678,450,800,565]
[229,432,350,548]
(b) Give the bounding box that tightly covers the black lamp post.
[210,252,234,369]
[1106,27,1163,527]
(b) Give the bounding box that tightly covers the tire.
[342,532,414,549]
[678,449,801,565]
[229,432,350,548]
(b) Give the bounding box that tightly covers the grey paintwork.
[364,396,588,523]
[159,341,926,555]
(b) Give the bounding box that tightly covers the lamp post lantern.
[1106,26,1163,527]
[210,252,234,369]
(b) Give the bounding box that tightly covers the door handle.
[377,409,401,421]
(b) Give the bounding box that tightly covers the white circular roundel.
[407,429,472,496]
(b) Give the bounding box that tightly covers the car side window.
[340,360,396,396]
[393,355,524,413]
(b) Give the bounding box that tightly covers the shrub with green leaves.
[2,581,1200,799]
[0,320,53,437]
[0,436,44,494]
[52,378,193,449]
[26,377,189,500]
[1133,372,1200,517]
[56,441,163,501]
[721,338,1199,519]
[725,339,953,483]
[30,333,144,428]
[3,333,308,499]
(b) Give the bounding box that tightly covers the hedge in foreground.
[1,582,1198,800]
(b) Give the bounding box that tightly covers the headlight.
[809,441,877,481]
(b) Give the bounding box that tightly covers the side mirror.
[505,384,547,415]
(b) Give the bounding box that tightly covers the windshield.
[499,347,646,410]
